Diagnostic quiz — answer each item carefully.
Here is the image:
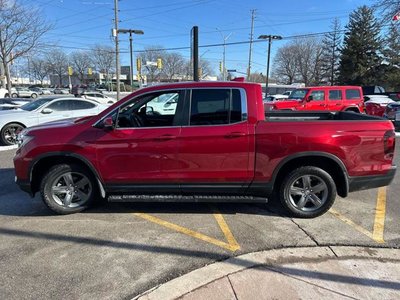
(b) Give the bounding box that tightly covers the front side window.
[289,89,309,100]
[47,100,70,111]
[116,91,182,128]
[310,90,325,101]
[189,89,244,126]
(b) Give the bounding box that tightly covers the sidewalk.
[134,246,400,300]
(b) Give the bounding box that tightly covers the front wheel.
[279,166,337,218]
[40,164,97,214]
[11,93,18,98]
[1,123,25,145]
[31,93,38,99]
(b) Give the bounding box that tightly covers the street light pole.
[258,35,282,95]
[216,29,232,81]
[118,29,144,89]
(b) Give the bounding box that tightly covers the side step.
[108,194,268,203]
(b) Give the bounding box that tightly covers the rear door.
[327,89,343,111]
[177,88,251,193]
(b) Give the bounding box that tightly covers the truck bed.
[265,111,382,121]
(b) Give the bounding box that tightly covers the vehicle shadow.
[0,167,287,218]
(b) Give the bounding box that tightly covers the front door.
[178,88,251,194]
[305,90,327,110]
[95,90,185,188]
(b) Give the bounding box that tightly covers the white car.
[0,98,31,110]
[80,92,116,104]
[11,87,39,98]
[0,96,108,145]
[264,94,289,102]
[0,88,10,98]
[144,93,178,115]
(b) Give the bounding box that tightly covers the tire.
[0,123,25,145]
[31,93,38,99]
[11,93,18,98]
[279,166,337,218]
[40,164,97,214]
[5,93,9,98]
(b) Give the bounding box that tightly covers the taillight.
[384,130,396,158]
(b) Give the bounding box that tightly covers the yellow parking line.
[133,212,240,252]
[212,211,240,251]
[372,187,387,243]
[330,186,388,244]
[329,209,375,241]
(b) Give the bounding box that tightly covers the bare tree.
[30,58,49,85]
[294,38,324,86]
[138,46,166,83]
[0,0,51,91]
[199,59,214,79]
[272,44,298,84]
[161,52,185,81]
[91,45,115,86]
[45,49,68,86]
[69,51,92,83]
[373,0,400,22]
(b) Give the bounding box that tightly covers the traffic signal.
[88,68,92,75]
[157,58,163,69]
[136,58,142,71]
[68,66,73,76]
[219,61,223,72]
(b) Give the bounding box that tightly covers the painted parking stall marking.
[329,187,388,244]
[133,206,240,252]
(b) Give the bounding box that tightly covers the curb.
[133,246,400,300]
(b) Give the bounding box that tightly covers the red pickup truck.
[264,86,365,113]
[14,81,396,218]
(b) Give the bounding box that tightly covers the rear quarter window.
[346,89,361,100]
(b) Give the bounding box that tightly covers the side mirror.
[41,108,53,114]
[306,95,313,102]
[103,116,114,129]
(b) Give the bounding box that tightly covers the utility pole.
[247,9,256,79]
[113,0,120,100]
[216,29,232,81]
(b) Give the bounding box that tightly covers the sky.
[21,0,376,76]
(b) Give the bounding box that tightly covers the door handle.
[155,134,176,141]
[225,132,246,138]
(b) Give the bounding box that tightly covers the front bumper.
[15,177,34,197]
[348,166,397,193]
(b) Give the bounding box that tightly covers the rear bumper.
[348,166,396,193]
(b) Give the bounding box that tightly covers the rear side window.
[329,90,342,100]
[190,89,244,126]
[346,89,361,100]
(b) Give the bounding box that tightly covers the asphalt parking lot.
[0,140,399,300]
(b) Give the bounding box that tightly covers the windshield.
[20,98,52,111]
[289,89,309,100]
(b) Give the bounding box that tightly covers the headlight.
[17,130,34,148]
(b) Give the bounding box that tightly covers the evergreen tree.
[321,18,342,85]
[382,23,400,90]
[338,6,383,85]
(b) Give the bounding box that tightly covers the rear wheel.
[31,93,38,99]
[11,93,18,98]
[1,123,25,145]
[279,166,336,218]
[40,164,97,214]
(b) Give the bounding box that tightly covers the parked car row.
[0,96,109,145]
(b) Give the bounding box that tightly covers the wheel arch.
[30,153,105,198]
[271,152,349,198]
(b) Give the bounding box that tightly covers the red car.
[14,81,396,218]
[364,95,395,117]
[264,86,365,113]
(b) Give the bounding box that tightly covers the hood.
[27,118,78,132]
